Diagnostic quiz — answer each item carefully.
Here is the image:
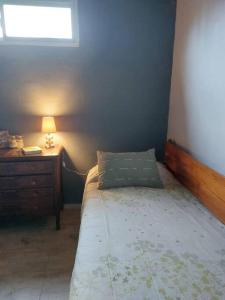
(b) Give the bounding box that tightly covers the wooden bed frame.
[165,140,225,224]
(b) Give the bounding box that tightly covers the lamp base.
[45,133,55,149]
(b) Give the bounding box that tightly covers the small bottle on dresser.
[8,136,17,148]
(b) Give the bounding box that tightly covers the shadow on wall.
[169,0,224,154]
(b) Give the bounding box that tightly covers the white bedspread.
[70,164,225,300]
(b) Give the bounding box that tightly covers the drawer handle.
[32,180,37,186]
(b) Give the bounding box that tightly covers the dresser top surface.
[0,145,63,160]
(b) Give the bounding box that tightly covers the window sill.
[0,39,79,47]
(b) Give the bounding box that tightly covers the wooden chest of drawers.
[0,146,63,229]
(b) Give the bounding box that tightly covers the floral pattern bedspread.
[70,166,225,300]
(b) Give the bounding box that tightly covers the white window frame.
[0,0,79,47]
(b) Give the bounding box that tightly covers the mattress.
[70,163,225,300]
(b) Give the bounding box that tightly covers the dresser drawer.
[0,160,53,176]
[0,188,53,200]
[0,175,53,190]
[0,145,62,229]
[0,188,54,215]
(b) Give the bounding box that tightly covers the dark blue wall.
[0,0,176,203]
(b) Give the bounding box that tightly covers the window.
[0,1,79,47]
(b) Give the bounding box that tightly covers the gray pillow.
[97,149,163,190]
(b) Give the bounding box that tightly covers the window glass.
[3,4,73,39]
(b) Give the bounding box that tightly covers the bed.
[69,142,225,300]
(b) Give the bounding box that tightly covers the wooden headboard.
[165,141,225,224]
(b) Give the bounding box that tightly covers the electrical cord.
[62,153,88,177]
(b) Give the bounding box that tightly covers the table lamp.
[42,116,56,148]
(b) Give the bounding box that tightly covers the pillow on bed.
[97,149,163,189]
[86,163,179,187]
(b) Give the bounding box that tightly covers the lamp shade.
[42,117,56,133]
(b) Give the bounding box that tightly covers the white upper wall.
[168,0,225,175]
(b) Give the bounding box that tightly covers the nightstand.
[0,145,63,230]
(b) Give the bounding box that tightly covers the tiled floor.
[0,208,81,300]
